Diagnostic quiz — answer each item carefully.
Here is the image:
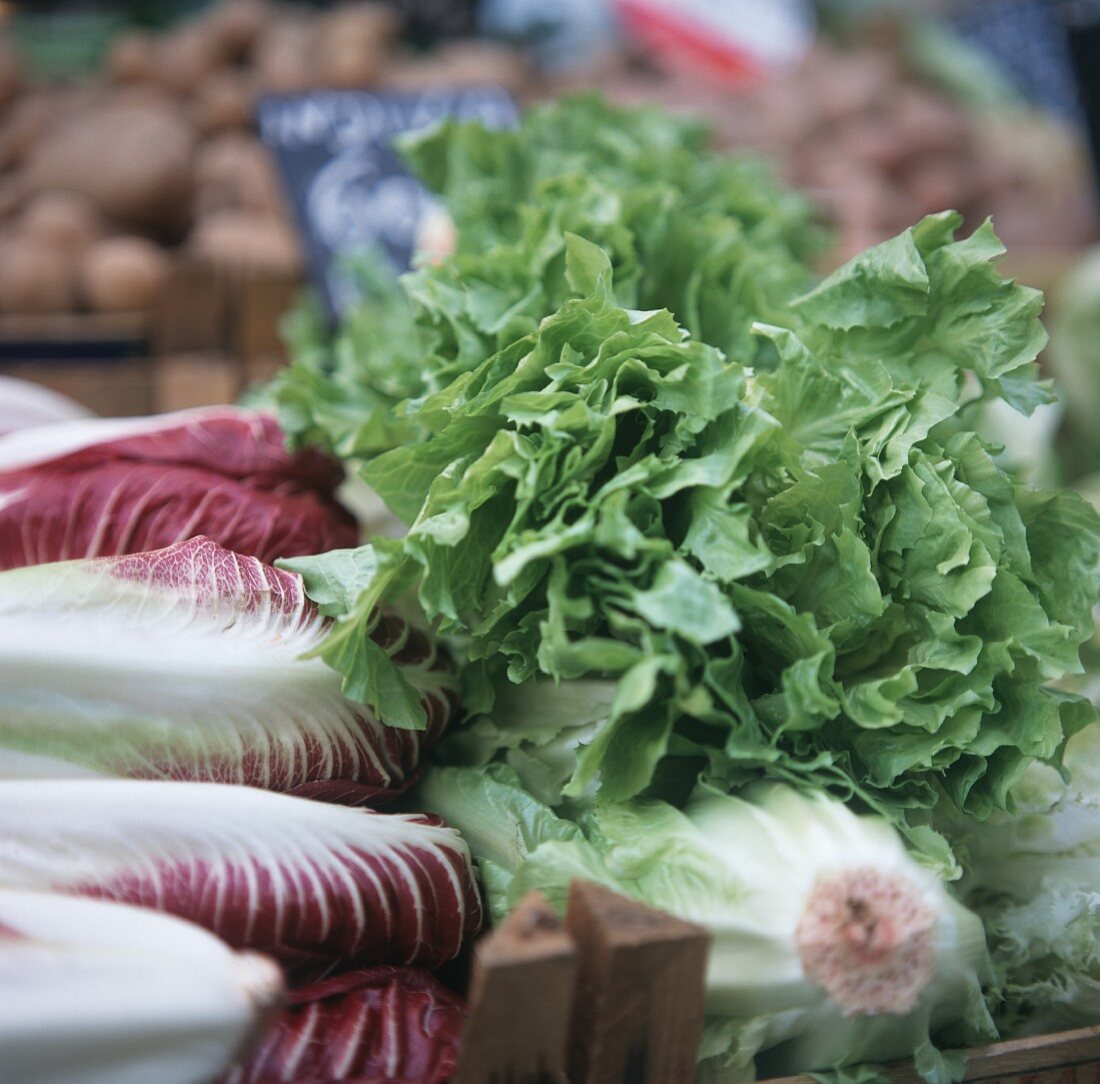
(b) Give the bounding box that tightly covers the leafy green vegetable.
[1048,247,1100,481]
[417,766,995,1082]
[285,206,1100,837]
[952,723,1100,1037]
[264,94,1100,1078]
[271,95,820,462]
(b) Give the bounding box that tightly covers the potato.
[839,114,910,175]
[0,91,65,173]
[0,174,25,222]
[381,41,528,93]
[0,39,22,112]
[202,0,271,65]
[893,87,969,157]
[832,224,891,266]
[155,26,224,97]
[105,31,158,85]
[193,133,285,218]
[904,153,976,217]
[19,192,104,254]
[106,82,183,114]
[756,78,823,147]
[192,70,255,136]
[318,3,399,49]
[318,38,388,89]
[816,51,897,124]
[315,4,398,88]
[254,19,315,94]
[80,236,170,312]
[189,211,302,276]
[809,158,884,213]
[0,236,79,314]
[432,41,530,93]
[26,102,196,238]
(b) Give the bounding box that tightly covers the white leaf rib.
[0,538,454,796]
[382,980,402,1078]
[285,1002,324,1079]
[0,779,479,965]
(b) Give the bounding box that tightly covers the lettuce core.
[797,867,937,1016]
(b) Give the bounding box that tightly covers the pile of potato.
[0,0,530,318]
[565,40,1097,263]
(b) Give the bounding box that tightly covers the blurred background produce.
[2,0,1100,479]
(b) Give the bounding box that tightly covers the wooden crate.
[771,1031,1100,1084]
[0,310,155,416]
[0,257,302,418]
[156,256,301,407]
[456,884,1100,1084]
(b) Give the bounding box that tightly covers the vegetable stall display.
[265,96,1100,1078]
[2,92,1100,1083]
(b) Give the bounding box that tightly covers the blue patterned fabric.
[950,0,1084,122]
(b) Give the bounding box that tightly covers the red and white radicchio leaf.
[224,967,466,1084]
[0,406,358,570]
[0,889,283,1084]
[0,779,484,968]
[0,537,455,803]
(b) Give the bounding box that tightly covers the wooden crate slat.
[451,891,576,1084]
[155,257,233,355]
[0,357,154,416]
[762,1027,1100,1084]
[961,1027,1100,1080]
[234,267,299,374]
[0,310,149,343]
[565,880,709,1084]
[155,352,245,414]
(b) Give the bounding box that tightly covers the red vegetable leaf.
[0,779,484,968]
[224,967,466,1084]
[0,406,358,570]
[0,537,455,801]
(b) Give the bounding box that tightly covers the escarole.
[288,216,1100,836]
[952,723,1100,1037]
[272,95,818,463]
[417,767,994,1082]
[0,537,454,801]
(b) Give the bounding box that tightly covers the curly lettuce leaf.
[271,95,819,464]
[287,214,1100,834]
